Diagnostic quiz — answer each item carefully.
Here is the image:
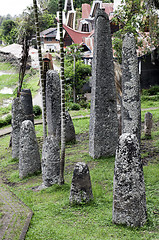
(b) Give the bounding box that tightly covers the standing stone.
[144,112,152,137]
[46,70,75,142]
[41,136,60,187]
[12,89,34,159]
[20,89,34,123]
[12,98,25,159]
[19,120,41,179]
[69,162,93,204]
[113,133,147,227]
[89,9,118,159]
[122,33,141,142]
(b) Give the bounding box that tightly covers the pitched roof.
[0,43,22,58]
[82,4,91,19]
[63,24,91,44]
[40,28,57,37]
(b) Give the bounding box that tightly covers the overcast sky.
[0,0,33,17]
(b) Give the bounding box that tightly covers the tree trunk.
[33,0,47,139]
[17,37,29,97]
[59,0,66,185]
[73,55,76,103]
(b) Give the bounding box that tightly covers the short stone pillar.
[144,112,152,137]
[122,33,141,143]
[12,98,25,159]
[69,162,93,204]
[46,70,76,142]
[89,9,118,159]
[113,133,147,227]
[19,120,41,179]
[41,136,60,187]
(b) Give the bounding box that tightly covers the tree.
[1,19,17,44]
[33,0,47,140]
[59,0,66,185]
[65,44,91,103]
[112,0,159,63]
[65,44,84,102]
[47,0,59,14]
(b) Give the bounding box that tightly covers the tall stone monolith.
[69,162,93,204]
[113,133,147,227]
[89,9,118,159]
[41,136,60,187]
[122,33,141,143]
[19,120,41,179]
[12,89,34,159]
[46,70,75,142]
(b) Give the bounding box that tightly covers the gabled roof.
[63,24,92,44]
[40,28,57,37]
[82,4,91,19]
[0,43,22,58]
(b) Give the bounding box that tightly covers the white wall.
[113,0,124,12]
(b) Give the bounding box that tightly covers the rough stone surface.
[11,98,25,159]
[12,89,34,159]
[19,120,41,179]
[69,162,93,204]
[89,9,118,159]
[42,136,60,187]
[46,70,76,142]
[20,89,34,123]
[113,133,147,227]
[144,112,152,137]
[122,33,141,142]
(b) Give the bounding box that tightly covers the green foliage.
[65,59,91,98]
[0,19,18,44]
[65,44,91,104]
[48,0,65,14]
[0,114,12,128]
[142,85,159,96]
[69,103,81,110]
[112,0,159,62]
[33,105,42,116]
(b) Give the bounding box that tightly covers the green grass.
[0,62,40,117]
[141,99,159,109]
[0,74,19,90]
[73,117,90,134]
[0,93,13,104]
[141,109,159,122]
[0,117,159,239]
[0,62,17,72]
[69,109,90,117]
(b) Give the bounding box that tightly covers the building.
[40,28,58,51]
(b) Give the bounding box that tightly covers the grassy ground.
[0,112,159,239]
[0,62,40,117]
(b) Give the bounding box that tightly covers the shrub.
[141,95,159,102]
[148,85,159,95]
[79,100,88,109]
[5,114,12,125]
[142,85,159,96]
[33,105,42,116]
[70,103,81,111]
[0,114,12,128]
[0,119,4,128]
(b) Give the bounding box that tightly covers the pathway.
[0,178,33,240]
